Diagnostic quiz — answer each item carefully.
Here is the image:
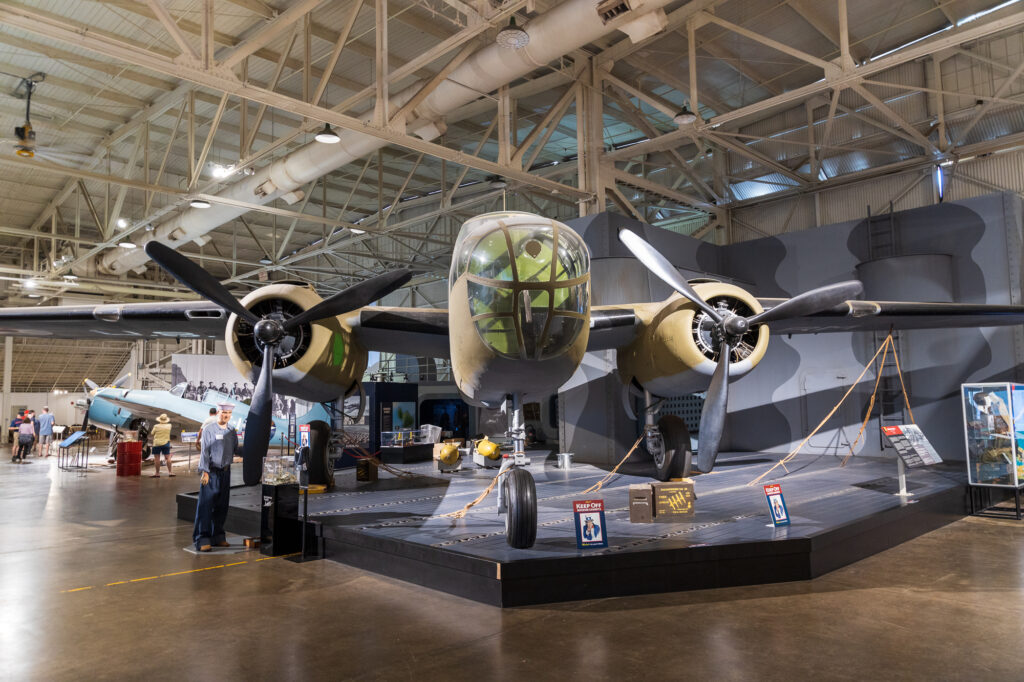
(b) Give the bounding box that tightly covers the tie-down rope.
[748,332,913,487]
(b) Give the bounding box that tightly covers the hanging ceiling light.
[496,17,529,49]
[315,123,341,144]
[118,241,137,249]
[189,198,212,209]
[673,105,697,126]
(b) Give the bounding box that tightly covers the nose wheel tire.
[649,415,693,481]
[504,467,537,548]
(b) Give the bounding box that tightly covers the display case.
[962,382,1024,487]
[380,429,421,447]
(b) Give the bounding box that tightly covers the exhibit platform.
[176,451,969,607]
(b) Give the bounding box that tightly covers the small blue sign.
[763,483,790,526]
[573,499,608,549]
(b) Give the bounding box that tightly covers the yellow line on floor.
[60,553,301,594]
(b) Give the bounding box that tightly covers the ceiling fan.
[0,71,91,164]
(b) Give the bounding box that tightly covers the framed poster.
[573,499,608,549]
[763,483,790,526]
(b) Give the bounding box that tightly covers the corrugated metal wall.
[730,148,1024,240]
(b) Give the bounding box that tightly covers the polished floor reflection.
[2,452,1021,680]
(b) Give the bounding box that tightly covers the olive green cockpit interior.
[451,213,590,361]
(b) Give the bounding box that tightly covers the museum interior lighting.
[117,241,137,249]
[210,163,235,178]
[116,217,128,228]
[496,17,529,49]
[673,106,697,126]
[189,198,212,209]
[315,123,341,144]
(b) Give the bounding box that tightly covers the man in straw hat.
[193,402,240,552]
[150,413,175,478]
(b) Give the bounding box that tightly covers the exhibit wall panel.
[559,194,1024,462]
[725,192,1024,459]
[4,392,79,427]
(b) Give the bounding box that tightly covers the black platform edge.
[176,484,972,608]
[176,490,261,539]
[317,484,970,608]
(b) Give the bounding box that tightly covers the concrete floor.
[2,450,1022,681]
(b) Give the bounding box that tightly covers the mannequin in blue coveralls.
[193,402,240,552]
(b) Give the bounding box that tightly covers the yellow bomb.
[476,437,501,460]
[439,443,460,466]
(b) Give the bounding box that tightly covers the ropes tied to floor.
[349,447,420,479]
[579,430,648,495]
[747,332,913,487]
[438,468,510,519]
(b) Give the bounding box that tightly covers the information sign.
[881,424,943,468]
[299,423,310,448]
[763,483,790,526]
[573,499,608,549]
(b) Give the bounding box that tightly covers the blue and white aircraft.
[78,381,332,447]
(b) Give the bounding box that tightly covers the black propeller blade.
[618,229,864,475]
[619,229,722,323]
[746,280,863,327]
[243,344,275,486]
[145,241,259,325]
[145,239,413,486]
[694,338,730,474]
[282,269,411,332]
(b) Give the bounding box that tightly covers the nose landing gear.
[496,393,538,548]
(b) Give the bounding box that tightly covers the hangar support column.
[2,337,11,423]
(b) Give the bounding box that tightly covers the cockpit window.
[170,382,187,398]
[454,212,590,361]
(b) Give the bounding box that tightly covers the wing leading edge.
[0,301,224,339]
[758,298,1024,334]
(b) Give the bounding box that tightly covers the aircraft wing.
[348,306,450,357]
[95,393,207,429]
[0,301,225,338]
[588,307,638,351]
[757,298,1024,334]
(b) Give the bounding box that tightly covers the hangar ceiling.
[0,0,1023,390]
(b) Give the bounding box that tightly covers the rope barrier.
[580,430,648,495]
[839,333,914,467]
[748,332,912,487]
[438,467,509,519]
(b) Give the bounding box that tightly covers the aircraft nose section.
[451,211,590,362]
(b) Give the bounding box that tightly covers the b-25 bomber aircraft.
[4,210,1024,548]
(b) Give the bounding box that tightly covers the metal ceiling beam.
[0,3,590,200]
[219,0,326,69]
[606,9,1024,159]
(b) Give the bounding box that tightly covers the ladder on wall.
[866,202,910,449]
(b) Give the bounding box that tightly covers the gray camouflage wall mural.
[560,191,1024,465]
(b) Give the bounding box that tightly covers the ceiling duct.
[100,0,703,276]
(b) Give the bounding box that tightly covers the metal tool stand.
[968,484,1024,520]
[895,457,913,497]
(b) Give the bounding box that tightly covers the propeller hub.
[722,315,748,337]
[253,318,285,347]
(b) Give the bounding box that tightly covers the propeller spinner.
[618,229,863,473]
[145,241,411,485]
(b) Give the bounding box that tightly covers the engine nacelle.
[225,283,367,403]
[618,282,770,397]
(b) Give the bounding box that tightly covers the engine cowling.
[225,283,367,403]
[617,281,770,397]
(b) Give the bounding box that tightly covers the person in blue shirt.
[193,403,241,552]
[37,407,55,458]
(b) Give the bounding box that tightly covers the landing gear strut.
[643,389,693,481]
[496,393,538,548]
